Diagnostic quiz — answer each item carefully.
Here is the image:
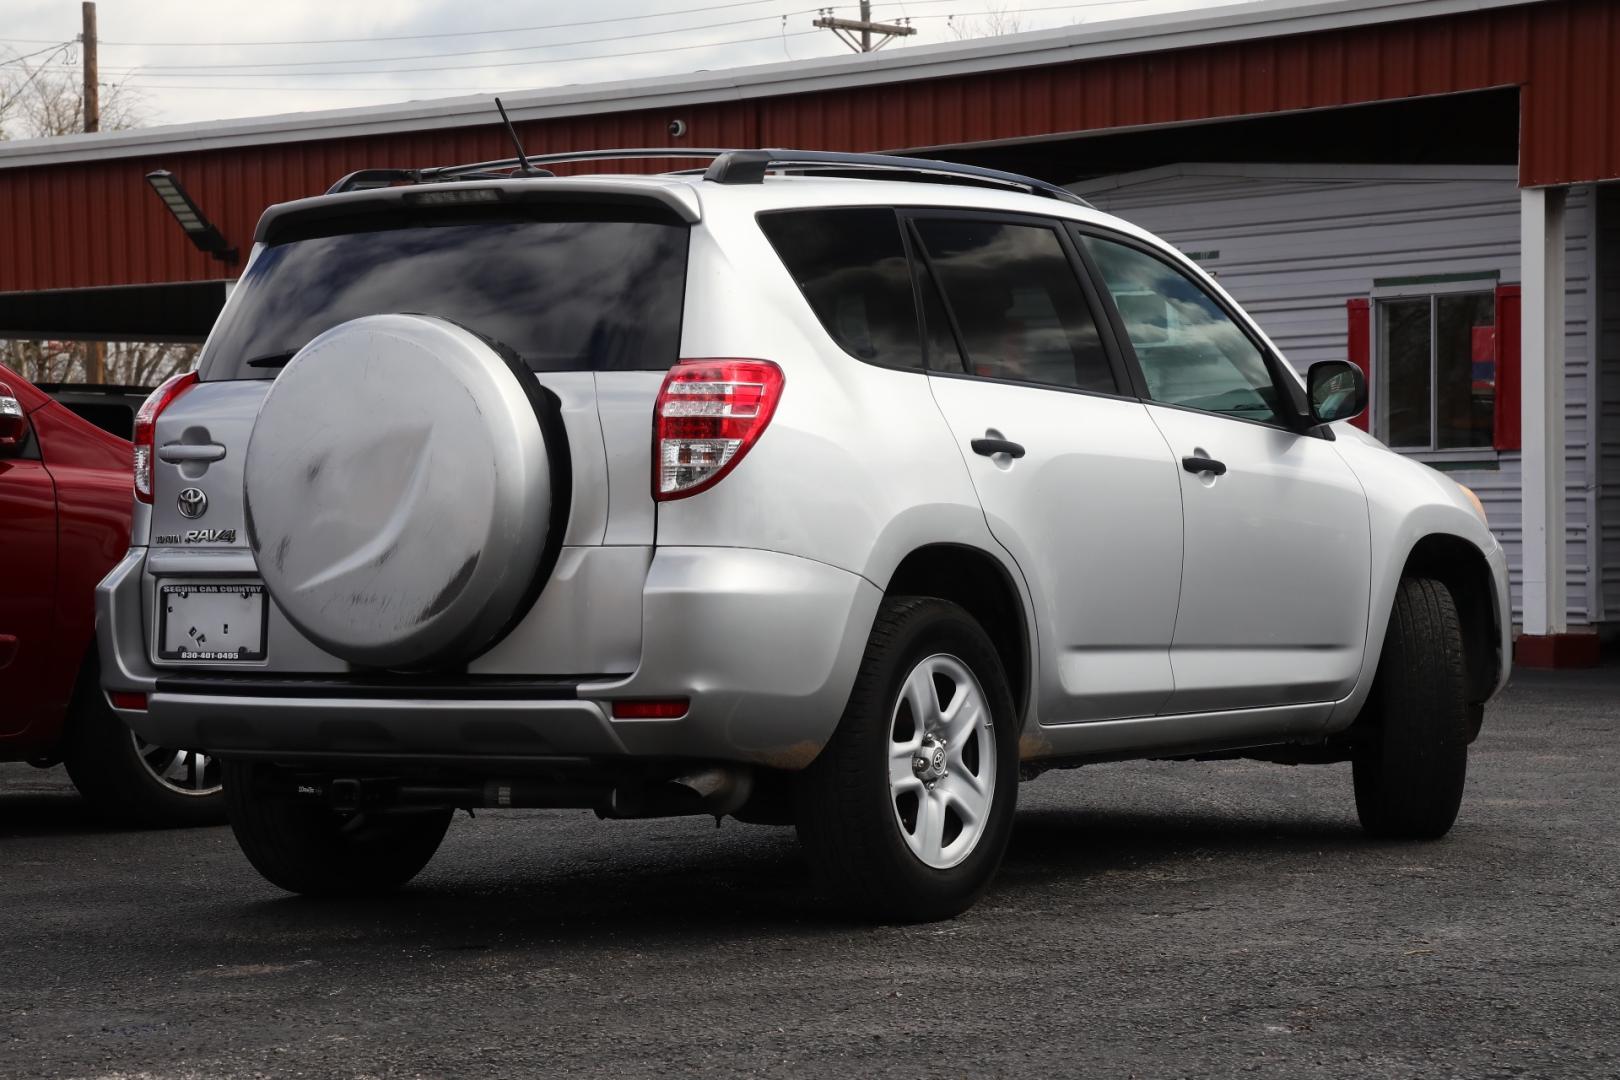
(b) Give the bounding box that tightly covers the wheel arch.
[882,543,1034,726]
[1399,533,1502,720]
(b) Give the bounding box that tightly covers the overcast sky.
[4,0,1246,129]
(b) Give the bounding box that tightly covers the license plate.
[157,582,269,662]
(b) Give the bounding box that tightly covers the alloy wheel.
[130,730,222,797]
[887,653,997,870]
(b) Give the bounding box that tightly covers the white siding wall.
[1078,165,1598,626]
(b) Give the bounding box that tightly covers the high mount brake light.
[653,359,784,500]
[133,371,198,504]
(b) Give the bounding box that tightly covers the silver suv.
[99,150,1510,920]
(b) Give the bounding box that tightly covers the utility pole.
[812,2,915,52]
[81,2,98,133]
[83,1,105,383]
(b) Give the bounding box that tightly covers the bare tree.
[0,49,143,140]
[3,340,199,388]
[947,3,1027,39]
[1,56,193,388]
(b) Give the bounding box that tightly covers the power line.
[96,10,825,72]
[0,39,77,66]
[99,29,827,79]
[0,0,809,48]
[96,1,1096,80]
[0,41,78,111]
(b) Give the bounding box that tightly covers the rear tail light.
[108,691,148,711]
[133,370,198,503]
[653,359,784,500]
[611,698,689,719]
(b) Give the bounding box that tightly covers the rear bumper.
[99,545,881,769]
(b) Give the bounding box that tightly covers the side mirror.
[0,384,27,450]
[1307,361,1367,425]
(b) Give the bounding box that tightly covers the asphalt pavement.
[3,665,1617,1079]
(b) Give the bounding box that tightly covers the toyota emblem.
[177,487,208,519]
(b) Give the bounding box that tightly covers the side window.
[912,219,1116,394]
[1083,234,1284,426]
[758,208,921,369]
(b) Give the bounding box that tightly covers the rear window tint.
[914,219,1116,394]
[757,208,921,369]
[200,212,688,379]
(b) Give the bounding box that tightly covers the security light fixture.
[145,170,237,264]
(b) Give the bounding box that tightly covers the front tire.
[796,596,1019,922]
[1352,576,1471,839]
[224,762,452,896]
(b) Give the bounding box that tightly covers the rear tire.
[224,762,452,897]
[62,660,226,829]
[796,596,1019,922]
[1352,576,1470,839]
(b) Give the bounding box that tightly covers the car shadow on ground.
[0,781,105,838]
[206,805,1375,951]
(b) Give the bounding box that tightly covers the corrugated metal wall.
[3,0,1620,295]
[0,104,759,295]
[1598,184,1620,622]
[1081,165,1599,625]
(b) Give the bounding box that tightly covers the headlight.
[1459,484,1487,526]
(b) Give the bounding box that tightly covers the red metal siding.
[1,0,1617,294]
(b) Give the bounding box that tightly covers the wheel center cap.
[914,738,948,782]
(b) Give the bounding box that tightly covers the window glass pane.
[758,208,921,369]
[1435,292,1496,449]
[202,212,688,380]
[1381,298,1432,448]
[914,220,1115,393]
[1083,236,1282,424]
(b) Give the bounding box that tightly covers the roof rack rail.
[327,149,732,194]
[703,149,1092,207]
[325,147,1091,208]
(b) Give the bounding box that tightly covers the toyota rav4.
[98,149,1510,920]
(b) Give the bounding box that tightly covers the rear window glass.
[200,212,688,379]
[757,208,921,369]
[914,219,1116,394]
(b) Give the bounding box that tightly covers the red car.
[0,363,222,826]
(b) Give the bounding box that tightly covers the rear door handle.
[971,438,1025,459]
[158,442,226,464]
[1182,455,1227,476]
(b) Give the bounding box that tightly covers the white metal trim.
[0,0,1549,171]
[1521,186,1569,636]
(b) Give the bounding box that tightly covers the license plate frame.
[155,581,270,664]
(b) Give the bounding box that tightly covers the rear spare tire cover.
[243,314,552,669]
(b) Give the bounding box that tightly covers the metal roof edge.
[0,0,1547,171]
[1071,161,1524,193]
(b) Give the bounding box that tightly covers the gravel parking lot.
[3,665,1616,1079]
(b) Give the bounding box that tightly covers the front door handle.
[971,437,1026,459]
[1182,455,1227,476]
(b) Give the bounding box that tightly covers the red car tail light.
[653,359,784,500]
[133,370,198,504]
[108,691,148,711]
[611,698,690,720]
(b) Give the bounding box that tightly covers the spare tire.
[243,314,555,669]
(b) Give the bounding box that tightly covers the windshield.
[200,211,688,379]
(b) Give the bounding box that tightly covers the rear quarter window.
[757,207,922,369]
[201,208,689,379]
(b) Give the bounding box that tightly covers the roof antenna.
[494,97,550,177]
